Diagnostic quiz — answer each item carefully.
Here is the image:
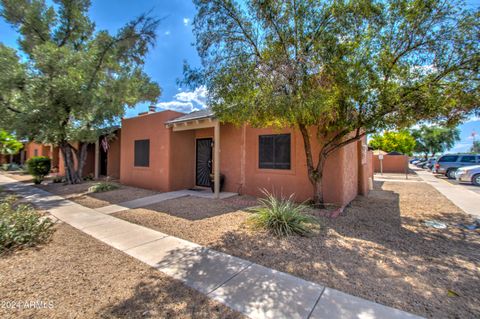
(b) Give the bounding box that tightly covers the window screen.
[460,155,476,163]
[134,139,150,167]
[34,149,38,157]
[259,134,291,169]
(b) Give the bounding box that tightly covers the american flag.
[101,136,109,152]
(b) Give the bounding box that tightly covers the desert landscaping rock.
[114,181,480,318]
[0,223,243,319]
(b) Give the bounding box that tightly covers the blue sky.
[0,0,479,152]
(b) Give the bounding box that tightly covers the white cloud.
[157,86,208,113]
[183,18,190,26]
[465,115,480,123]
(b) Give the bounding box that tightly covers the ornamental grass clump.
[248,190,319,237]
[88,182,119,193]
[0,196,54,253]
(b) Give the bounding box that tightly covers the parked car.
[434,154,480,179]
[415,160,428,167]
[455,165,480,186]
[409,158,420,164]
[424,158,437,170]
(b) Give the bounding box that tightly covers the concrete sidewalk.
[0,174,421,319]
[96,189,238,214]
[413,167,480,218]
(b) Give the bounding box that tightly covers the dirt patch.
[115,182,480,318]
[114,196,253,245]
[0,223,242,319]
[34,181,158,208]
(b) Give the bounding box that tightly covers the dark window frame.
[134,139,150,167]
[258,134,291,170]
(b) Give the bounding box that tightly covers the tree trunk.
[312,175,323,206]
[75,143,88,179]
[60,142,82,184]
[299,124,326,207]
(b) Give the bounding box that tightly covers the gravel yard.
[3,172,158,208]
[0,222,242,319]
[115,182,480,318]
[35,181,158,208]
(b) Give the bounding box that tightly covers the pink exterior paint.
[119,111,371,207]
[120,110,188,191]
[373,154,409,174]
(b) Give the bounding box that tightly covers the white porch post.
[214,121,220,198]
[94,140,100,179]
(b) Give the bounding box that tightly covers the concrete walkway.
[412,167,480,218]
[96,190,238,214]
[0,175,421,319]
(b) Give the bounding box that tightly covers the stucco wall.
[120,110,184,191]
[107,130,122,179]
[373,154,408,173]
[24,143,50,160]
[119,110,370,207]
[169,130,195,190]
[218,125,363,206]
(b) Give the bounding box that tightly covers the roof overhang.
[165,117,218,131]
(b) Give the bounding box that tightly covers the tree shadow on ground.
[140,196,253,221]
[208,181,480,318]
[99,272,243,319]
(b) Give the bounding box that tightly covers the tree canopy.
[410,125,460,157]
[186,0,480,204]
[0,0,161,183]
[368,131,416,155]
[0,130,22,155]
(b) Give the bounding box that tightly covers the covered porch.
[165,109,223,199]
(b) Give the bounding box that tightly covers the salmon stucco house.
[120,108,373,207]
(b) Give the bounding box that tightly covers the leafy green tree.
[0,130,22,156]
[470,140,480,153]
[185,0,479,205]
[0,0,161,183]
[410,125,460,158]
[368,131,416,155]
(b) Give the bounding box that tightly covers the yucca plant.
[88,182,119,193]
[248,190,319,237]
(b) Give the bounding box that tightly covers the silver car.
[455,165,480,186]
[434,154,480,179]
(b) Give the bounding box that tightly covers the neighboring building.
[120,109,372,207]
[57,129,122,178]
[21,130,121,178]
[373,153,409,174]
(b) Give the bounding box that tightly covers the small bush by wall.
[26,156,51,184]
[88,182,119,193]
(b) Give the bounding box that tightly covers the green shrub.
[88,182,119,193]
[248,190,319,237]
[0,196,54,253]
[26,156,51,184]
[1,163,20,171]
